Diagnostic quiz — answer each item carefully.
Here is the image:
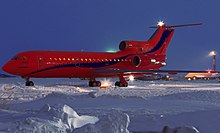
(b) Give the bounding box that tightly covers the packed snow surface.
[1,78,220,132]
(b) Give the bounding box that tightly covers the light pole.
[209,50,217,71]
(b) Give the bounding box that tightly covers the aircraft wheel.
[120,82,128,87]
[115,81,120,87]
[119,82,124,87]
[89,81,93,87]
[25,82,29,86]
[92,81,97,87]
[123,83,128,87]
[89,81,101,87]
[96,81,101,87]
[29,81,34,86]
[26,81,34,86]
[115,81,128,87]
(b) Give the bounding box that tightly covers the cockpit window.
[11,56,26,60]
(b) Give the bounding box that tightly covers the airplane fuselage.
[3,50,166,79]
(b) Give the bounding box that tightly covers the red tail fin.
[146,28,165,51]
[145,22,201,55]
[144,29,175,55]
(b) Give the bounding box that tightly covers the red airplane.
[2,21,215,87]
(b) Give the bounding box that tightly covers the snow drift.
[73,110,130,133]
[162,126,199,133]
[7,104,98,132]
[0,104,131,133]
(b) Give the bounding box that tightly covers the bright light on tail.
[157,21,165,27]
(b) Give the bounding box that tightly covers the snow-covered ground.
[0,78,220,132]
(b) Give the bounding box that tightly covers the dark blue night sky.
[1,0,220,73]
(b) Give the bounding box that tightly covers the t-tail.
[145,21,202,55]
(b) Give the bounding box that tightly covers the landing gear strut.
[115,74,128,87]
[89,80,101,87]
[25,78,34,86]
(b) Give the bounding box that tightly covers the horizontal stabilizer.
[149,23,202,29]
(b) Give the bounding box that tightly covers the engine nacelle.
[119,41,148,52]
[119,41,128,51]
[132,55,141,67]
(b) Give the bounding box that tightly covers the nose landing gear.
[25,78,34,86]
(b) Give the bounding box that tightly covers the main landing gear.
[115,81,128,87]
[89,80,101,87]
[25,78,34,86]
[115,74,128,87]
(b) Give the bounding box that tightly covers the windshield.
[11,56,26,60]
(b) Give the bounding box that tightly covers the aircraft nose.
[2,62,14,74]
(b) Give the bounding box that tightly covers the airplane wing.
[93,69,219,75]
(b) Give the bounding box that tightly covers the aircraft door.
[38,57,44,70]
